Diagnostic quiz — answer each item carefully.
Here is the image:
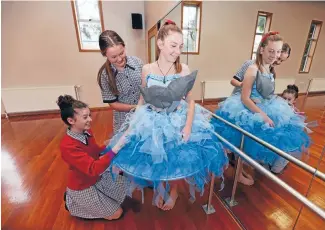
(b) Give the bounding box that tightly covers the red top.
[60,129,115,190]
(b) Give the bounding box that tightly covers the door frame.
[147,24,158,63]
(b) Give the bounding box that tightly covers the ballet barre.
[208,129,325,220]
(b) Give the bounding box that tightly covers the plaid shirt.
[232,60,276,95]
[67,128,91,145]
[232,60,255,95]
[99,56,143,133]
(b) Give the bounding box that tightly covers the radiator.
[274,78,296,94]
[309,78,325,92]
[201,78,296,102]
[1,85,81,114]
[201,80,234,100]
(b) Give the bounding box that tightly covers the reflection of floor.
[1,108,240,229]
[205,94,325,230]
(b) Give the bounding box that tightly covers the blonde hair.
[156,20,182,73]
[255,31,283,72]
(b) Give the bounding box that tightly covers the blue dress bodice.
[250,71,275,100]
[146,73,180,88]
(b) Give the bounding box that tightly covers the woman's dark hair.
[282,43,291,58]
[270,66,276,79]
[282,84,299,99]
[57,95,88,126]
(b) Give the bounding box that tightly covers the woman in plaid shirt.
[97,30,143,134]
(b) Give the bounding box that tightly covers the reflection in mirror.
[154,1,325,229]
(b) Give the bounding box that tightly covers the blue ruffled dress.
[212,71,311,167]
[108,73,228,203]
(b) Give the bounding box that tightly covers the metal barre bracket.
[201,81,206,104]
[225,197,239,207]
[202,204,216,214]
[74,85,81,100]
[202,173,216,215]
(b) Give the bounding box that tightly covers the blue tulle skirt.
[108,101,228,203]
[212,95,311,166]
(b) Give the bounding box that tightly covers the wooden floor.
[1,107,240,229]
[1,95,324,230]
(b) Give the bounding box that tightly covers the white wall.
[1,1,146,111]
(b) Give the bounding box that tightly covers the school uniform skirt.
[65,172,128,219]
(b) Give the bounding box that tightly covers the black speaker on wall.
[131,13,143,29]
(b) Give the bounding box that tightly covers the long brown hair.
[97,30,125,95]
[156,19,182,73]
[255,31,283,72]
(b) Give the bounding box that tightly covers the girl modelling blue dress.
[107,71,228,203]
[212,70,310,170]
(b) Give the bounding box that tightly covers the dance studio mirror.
[156,1,325,229]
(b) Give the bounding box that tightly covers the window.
[299,20,322,73]
[251,11,272,60]
[181,1,202,54]
[71,0,104,52]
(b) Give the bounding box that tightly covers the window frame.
[251,11,273,59]
[71,0,105,52]
[148,24,158,63]
[299,20,323,73]
[181,1,202,55]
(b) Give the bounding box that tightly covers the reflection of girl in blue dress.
[212,32,310,185]
[107,20,228,210]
